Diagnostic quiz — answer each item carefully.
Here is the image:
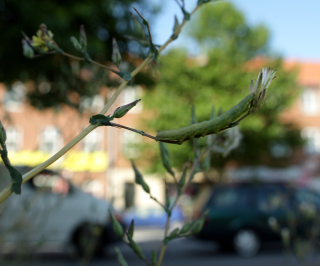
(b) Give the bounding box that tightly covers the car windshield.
[256,185,289,213]
[207,185,251,210]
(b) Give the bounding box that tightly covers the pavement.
[2,228,320,266]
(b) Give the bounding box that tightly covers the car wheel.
[72,223,104,259]
[233,229,260,257]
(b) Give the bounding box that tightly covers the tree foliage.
[0,0,157,109]
[143,2,303,170]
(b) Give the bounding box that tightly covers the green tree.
[0,0,157,109]
[143,2,302,170]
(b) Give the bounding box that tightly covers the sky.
[152,0,320,61]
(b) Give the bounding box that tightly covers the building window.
[123,131,141,159]
[124,182,135,209]
[301,88,319,115]
[83,128,103,152]
[80,95,104,113]
[122,86,143,113]
[4,82,26,111]
[40,126,63,154]
[302,127,320,153]
[5,126,23,152]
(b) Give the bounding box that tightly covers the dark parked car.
[196,181,320,257]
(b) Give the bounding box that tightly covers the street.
[2,231,320,266]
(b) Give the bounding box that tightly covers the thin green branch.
[62,51,121,76]
[0,2,203,205]
[109,121,158,141]
[149,194,167,213]
[156,145,208,266]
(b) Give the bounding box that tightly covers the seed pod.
[127,219,135,240]
[112,99,141,119]
[114,247,128,266]
[159,142,175,177]
[70,36,82,51]
[112,38,122,66]
[131,160,150,194]
[109,211,125,237]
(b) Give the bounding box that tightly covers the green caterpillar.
[156,68,276,144]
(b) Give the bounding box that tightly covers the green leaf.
[70,36,82,51]
[22,39,35,58]
[79,25,87,50]
[127,219,135,240]
[8,166,23,195]
[112,99,141,119]
[89,114,112,126]
[159,142,175,177]
[131,160,150,194]
[0,122,23,195]
[180,221,195,235]
[151,251,157,266]
[128,238,145,259]
[170,15,179,40]
[164,227,180,244]
[112,38,122,66]
[114,247,128,266]
[191,215,207,234]
[0,121,7,145]
[173,15,179,32]
[178,167,187,194]
[169,227,180,237]
[109,211,125,237]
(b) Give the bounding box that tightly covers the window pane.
[256,186,288,213]
[209,186,249,209]
[40,126,63,154]
[302,88,319,114]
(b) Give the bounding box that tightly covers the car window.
[256,186,289,213]
[208,186,250,210]
[31,173,70,195]
[295,188,320,216]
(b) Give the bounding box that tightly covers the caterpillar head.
[250,67,276,111]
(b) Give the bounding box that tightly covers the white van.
[0,165,122,257]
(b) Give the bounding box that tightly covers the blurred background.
[1,0,320,265]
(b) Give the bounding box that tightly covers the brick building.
[0,82,157,207]
[282,60,320,154]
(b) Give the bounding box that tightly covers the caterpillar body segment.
[155,68,276,144]
[156,93,255,144]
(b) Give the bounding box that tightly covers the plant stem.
[62,51,120,74]
[149,194,167,211]
[0,3,203,204]
[109,122,158,141]
[157,213,171,266]
[156,145,209,266]
[0,55,152,204]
